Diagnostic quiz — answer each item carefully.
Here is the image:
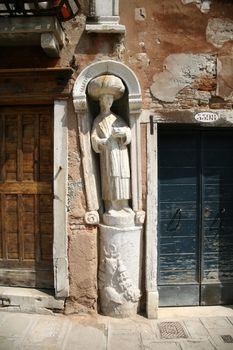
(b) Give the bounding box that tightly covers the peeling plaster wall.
[1,0,233,314]
[150,53,216,103]
[206,18,233,48]
[120,0,233,109]
[181,0,212,14]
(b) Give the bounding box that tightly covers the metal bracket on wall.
[150,115,156,135]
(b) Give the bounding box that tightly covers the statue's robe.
[91,113,131,201]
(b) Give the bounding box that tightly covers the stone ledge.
[86,23,125,34]
[0,16,65,57]
[0,287,64,315]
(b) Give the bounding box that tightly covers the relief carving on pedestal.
[99,244,140,306]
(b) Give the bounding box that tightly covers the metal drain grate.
[158,322,188,339]
[221,335,233,343]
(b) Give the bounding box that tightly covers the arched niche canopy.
[73,60,144,225]
[73,60,142,113]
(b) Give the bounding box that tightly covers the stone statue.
[88,75,142,317]
[88,75,133,224]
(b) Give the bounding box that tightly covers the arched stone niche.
[73,60,145,225]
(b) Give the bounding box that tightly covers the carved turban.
[88,75,125,101]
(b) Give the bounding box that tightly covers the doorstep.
[0,286,64,315]
[158,305,233,319]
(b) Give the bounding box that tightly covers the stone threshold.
[158,305,233,319]
[0,286,64,315]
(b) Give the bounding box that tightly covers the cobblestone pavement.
[0,307,233,349]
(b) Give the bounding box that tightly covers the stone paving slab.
[1,309,233,349]
[0,312,33,338]
[107,328,142,350]
[228,316,233,326]
[210,334,233,350]
[0,336,22,350]
[183,319,210,339]
[62,323,106,350]
[0,312,7,326]
[20,316,70,350]
[145,342,182,350]
[138,322,160,343]
[180,340,216,350]
[200,316,233,331]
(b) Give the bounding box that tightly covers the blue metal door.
[158,128,233,306]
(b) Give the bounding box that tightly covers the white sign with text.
[195,112,219,123]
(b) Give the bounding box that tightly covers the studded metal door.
[158,127,233,306]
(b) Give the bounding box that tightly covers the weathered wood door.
[0,106,54,288]
[158,128,233,306]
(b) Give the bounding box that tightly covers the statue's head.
[88,75,125,103]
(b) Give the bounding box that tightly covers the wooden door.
[158,128,233,306]
[0,106,54,289]
[158,129,199,306]
[201,131,233,305]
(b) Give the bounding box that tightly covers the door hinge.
[150,115,155,135]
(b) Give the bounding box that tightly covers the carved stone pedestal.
[99,224,142,318]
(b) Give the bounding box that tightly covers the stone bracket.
[0,16,65,58]
[135,211,145,225]
[41,33,60,58]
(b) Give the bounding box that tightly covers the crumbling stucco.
[206,18,233,48]
[217,56,233,101]
[181,0,212,13]
[150,54,216,103]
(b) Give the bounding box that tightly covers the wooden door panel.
[0,183,52,193]
[201,131,233,305]
[158,129,200,306]
[158,128,233,306]
[0,106,53,289]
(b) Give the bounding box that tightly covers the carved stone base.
[103,208,135,227]
[99,224,142,318]
[146,291,159,319]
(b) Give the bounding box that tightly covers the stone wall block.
[68,227,98,310]
[68,181,86,217]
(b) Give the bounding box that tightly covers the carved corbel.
[129,96,143,115]
[135,211,146,225]
[85,211,100,225]
[73,97,87,113]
